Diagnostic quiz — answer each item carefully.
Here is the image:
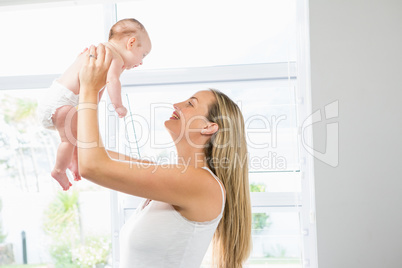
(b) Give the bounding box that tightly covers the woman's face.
[165,90,216,146]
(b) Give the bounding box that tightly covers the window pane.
[116,0,297,69]
[0,4,105,76]
[248,210,302,267]
[250,172,301,192]
[121,78,299,172]
[0,89,112,266]
[200,210,302,267]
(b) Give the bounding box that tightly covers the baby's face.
[125,32,152,70]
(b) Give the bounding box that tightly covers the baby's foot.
[68,161,81,181]
[51,169,72,191]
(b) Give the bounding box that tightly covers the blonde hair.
[108,18,146,43]
[205,89,252,267]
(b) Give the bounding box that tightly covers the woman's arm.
[77,45,218,209]
[106,150,155,164]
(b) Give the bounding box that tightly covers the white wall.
[309,0,402,267]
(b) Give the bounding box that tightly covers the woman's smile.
[170,110,181,120]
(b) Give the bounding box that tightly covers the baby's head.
[109,18,152,70]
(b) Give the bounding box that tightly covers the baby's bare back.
[57,52,87,95]
[57,44,123,95]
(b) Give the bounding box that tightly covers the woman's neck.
[176,146,207,168]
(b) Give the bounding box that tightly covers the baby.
[37,18,152,190]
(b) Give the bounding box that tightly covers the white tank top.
[119,167,225,268]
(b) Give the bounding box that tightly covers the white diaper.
[36,80,79,130]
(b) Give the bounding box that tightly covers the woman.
[77,44,252,267]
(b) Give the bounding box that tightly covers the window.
[109,0,317,267]
[0,3,111,267]
[0,4,105,76]
[116,0,297,69]
[114,63,303,267]
[0,0,317,267]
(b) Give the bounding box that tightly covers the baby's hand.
[115,106,128,118]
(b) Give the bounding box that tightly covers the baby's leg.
[52,105,78,190]
[68,146,81,181]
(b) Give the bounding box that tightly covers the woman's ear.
[201,123,219,135]
[127,37,136,49]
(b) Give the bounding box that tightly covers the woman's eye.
[188,101,193,107]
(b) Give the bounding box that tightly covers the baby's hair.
[108,18,146,43]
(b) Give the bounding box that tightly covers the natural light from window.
[0,1,307,267]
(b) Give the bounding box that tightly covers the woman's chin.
[164,120,176,135]
[164,119,172,129]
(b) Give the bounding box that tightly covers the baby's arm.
[107,59,127,118]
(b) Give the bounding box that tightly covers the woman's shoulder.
[176,166,226,222]
[200,166,226,196]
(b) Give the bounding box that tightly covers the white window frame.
[0,1,317,267]
[295,0,318,267]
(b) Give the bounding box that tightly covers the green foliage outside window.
[250,183,272,231]
[1,96,37,128]
[43,191,110,268]
[0,94,50,193]
[43,191,81,268]
[0,198,7,243]
[250,183,267,193]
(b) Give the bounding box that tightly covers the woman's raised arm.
[77,45,222,212]
[106,150,155,164]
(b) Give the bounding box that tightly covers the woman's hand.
[79,44,112,96]
[79,47,88,56]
